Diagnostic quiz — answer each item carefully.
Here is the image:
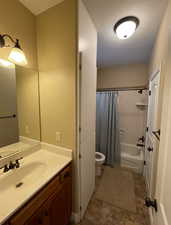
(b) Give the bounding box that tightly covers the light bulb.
[116,21,137,39]
[114,16,139,40]
[8,47,27,66]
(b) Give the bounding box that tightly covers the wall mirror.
[0,62,40,158]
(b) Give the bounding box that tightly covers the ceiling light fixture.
[114,16,139,40]
[0,34,27,66]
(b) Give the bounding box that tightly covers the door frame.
[78,52,82,220]
[153,91,171,225]
[71,53,82,224]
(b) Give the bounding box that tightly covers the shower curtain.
[96,91,120,167]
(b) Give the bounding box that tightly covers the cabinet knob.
[64,171,71,178]
[60,171,71,183]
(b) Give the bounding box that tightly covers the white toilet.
[95,152,106,176]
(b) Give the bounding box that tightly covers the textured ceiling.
[19,0,64,15]
[83,0,168,68]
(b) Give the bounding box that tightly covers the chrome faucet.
[3,165,10,173]
[9,161,16,170]
[0,158,22,173]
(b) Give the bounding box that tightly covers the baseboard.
[71,212,81,224]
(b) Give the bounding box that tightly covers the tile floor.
[78,166,150,225]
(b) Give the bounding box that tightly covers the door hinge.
[79,153,82,159]
[79,127,81,133]
[149,90,151,96]
[147,147,153,152]
[144,160,146,165]
[146,127,149,132]
[145,197,158,212]
[79,64,82,71]
[80,206,82,211]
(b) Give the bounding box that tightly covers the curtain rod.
[97,86,148,92]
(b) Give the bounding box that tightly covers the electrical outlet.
[56,132,62,143]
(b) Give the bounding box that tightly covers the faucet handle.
[3,165,9,173]
[15,157,23,168]
[15,159,20,168]
[9,161,15,169]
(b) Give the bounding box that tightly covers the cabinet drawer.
[10,164,72,225]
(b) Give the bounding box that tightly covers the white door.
[152,26,171,225]
[145,71,160,198]
[153,91,171,225]
[78,52,97,219]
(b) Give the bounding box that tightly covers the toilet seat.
[95,152,105,176]
[95,152,105,162]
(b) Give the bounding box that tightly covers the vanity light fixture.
[114,16,139,40]
[0,34,27,65]
[0,59,14,67]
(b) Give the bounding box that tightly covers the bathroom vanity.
[9,164,71,225]
[0,147,72,225]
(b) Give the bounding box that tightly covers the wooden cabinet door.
[48,187,67,225]
[47,166,72,225]
[8,165,72,225]
[65,175,72,224]
[60,165,72,224]
[24,206,49,225]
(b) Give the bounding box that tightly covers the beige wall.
[149,0,170,130]
[155,4,171,212]
[36,0,77,149]
[149,3,169,75]
[148,0,171,199]
[0,0,37,69]
[97,64,149,89]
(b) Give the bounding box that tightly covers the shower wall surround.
[118,90,148,148]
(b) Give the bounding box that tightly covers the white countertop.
[0,148,72,225]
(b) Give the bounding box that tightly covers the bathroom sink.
[0,162,46,193]
[0,149,72,224]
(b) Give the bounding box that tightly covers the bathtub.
[121,143,144,174]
